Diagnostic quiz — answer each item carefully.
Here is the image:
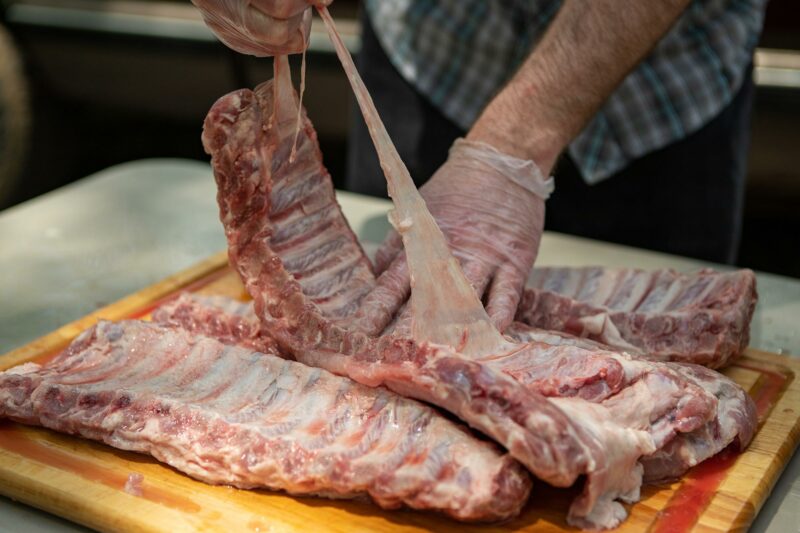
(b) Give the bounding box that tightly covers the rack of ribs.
[517,266,757,368]
[0,319,531,521]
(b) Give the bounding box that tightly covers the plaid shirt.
[364,0,766,184]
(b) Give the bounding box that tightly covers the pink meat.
[153,292,281,356]
[157,293,757,487]
[517,266,758,368]
[0,320,531,521]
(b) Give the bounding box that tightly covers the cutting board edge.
[698,356,800,532]
[0,448,187,533]
[1,254,798,533]
[695,376,800,531]
[0,251,230,371]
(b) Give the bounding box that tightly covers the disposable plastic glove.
[353,138,553,336]
[191,0,332,57]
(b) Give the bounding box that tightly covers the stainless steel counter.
[0,159,798,532]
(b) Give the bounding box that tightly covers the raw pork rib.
[202,53,756,528]
[0,320,531,521]
[517,266,757,368]
[158,293,757,485]
[502,323,756,482]
[153,293,279,355]
[639,362,757,482]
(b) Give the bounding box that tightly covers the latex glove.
[354,138,553,336]
[191,0,332,57]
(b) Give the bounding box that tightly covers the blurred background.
[0,0,797,277]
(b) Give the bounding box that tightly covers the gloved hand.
[354,138,553,336]
[191,0,332,57]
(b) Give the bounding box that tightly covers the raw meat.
[157,293,757,485]
[517,266,757,368]
[503,323,756,479]
[204,65,616,527]
[201,54,756,529]
[153,293,279,355]
[639,362,757,482]
[213,57,375,324]
[0,320,531,521]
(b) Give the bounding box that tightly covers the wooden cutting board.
[1,252,798,533]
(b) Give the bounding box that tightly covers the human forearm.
[467,0,691,173]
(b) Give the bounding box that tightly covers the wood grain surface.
[0,253,798,533]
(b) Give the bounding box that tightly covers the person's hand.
[354,138,553,336]
[191,0,332,57]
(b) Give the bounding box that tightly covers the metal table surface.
[0,159,798,532]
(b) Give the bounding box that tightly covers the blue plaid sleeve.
[365,0,766,183]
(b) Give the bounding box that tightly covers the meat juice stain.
[0,423,201,513]
[650,361,792,532]
[651,446,738,533]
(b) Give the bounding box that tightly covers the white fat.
[4,362,41,375]
[576,313,639,352]
[124,473,144,497]
[396,217,413,231]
